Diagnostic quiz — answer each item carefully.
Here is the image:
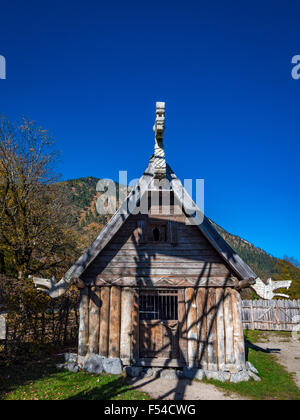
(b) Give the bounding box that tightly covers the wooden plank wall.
[81,214,239,288]
[187,287,246,371]
[79,286,134,363]
[79,285,246,373]
[242,299,300,331]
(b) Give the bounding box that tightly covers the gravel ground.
[126,333,300,400]
[254,334,300,389]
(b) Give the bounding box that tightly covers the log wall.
[188,287,246,371]
[78,285,246,372]
[77,191,246,370]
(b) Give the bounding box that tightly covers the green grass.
[0,358,150,401]
[203,332,300,400]
[1,331,299,400]
[244,329,293,343]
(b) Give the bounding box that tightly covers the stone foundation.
[127,367,260,383]
[57,353,122,375]
[58,353,260,383]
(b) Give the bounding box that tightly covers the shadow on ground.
[66,376,135,400]
[0,357,63,398]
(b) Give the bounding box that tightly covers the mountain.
[211,221,278,280]
[61,177,129,250]
[64,177,299,296]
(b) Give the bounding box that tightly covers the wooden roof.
[34,158,257,297]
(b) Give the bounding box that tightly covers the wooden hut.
[35,102,260,374]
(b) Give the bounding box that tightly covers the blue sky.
[0,0,299,261]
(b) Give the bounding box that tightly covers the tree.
[0,116,78,281]
[284,256,300,269]
[273,258,300,300]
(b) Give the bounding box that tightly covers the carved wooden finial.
[251,277,292,300]
[153,102,166,179]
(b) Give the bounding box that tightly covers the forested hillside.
[60,177,128,250]
[211,221,278,280]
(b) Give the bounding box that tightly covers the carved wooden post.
[153,102,166,179]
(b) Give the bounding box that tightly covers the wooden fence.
[242,299,300,331]
[0,308,79,361]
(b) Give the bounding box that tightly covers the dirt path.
[127,377,244,400]
[254,334,300,389]
[127,333,300,400]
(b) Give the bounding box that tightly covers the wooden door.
[138,289,187,365]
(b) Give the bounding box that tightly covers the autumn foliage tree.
[0,116,78,281]
[273,258,300,300]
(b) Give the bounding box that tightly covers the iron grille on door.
[139,290,178,321]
